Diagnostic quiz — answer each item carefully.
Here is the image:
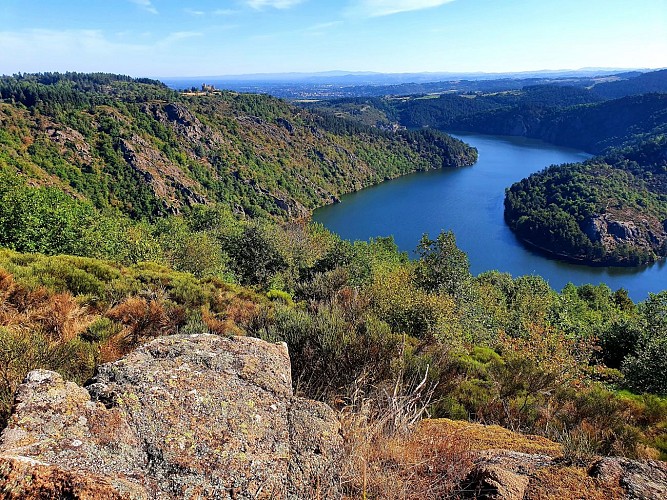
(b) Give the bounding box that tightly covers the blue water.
[312,133,666,302]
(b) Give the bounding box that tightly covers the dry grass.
[421,418,563,457]
[526,466,625,500]
[340,413,473,499]
[0,269,95,341]
[338,370,474,499]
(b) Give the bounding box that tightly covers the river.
[312,132,666,302]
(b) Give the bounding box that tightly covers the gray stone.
[0,334,343,499]
[591,457,667,500]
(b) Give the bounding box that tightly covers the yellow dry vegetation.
[526,466,625,500]
[418,418,563,456]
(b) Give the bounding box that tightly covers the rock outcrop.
[424,419,667,500]
[460,450,667,500]
[119,135,208,212]
[582,211,667,263]
[591,457,667,500]
[0,334,342,499]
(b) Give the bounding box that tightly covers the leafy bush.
[623,338,667,395]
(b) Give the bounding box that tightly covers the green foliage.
[154,217,228,278]
[221,222,287,286]
[81,317,121,343]
[415,231,471,298]
[266,289,294,306]
[0,72,477,222]
[257,304,399,398]
[504,137,667,266]
[623,338,667,395]
[0,170,98,256]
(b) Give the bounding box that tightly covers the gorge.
[313,132,666,301]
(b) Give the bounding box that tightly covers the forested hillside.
[301,69,667,154]
[0,73,476,220]
[450,93,667,153]
[593,69,667,99]
[505,136,667,266]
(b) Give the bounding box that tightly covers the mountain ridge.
[0,72,477,220]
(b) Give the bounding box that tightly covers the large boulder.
[0,334,342,499]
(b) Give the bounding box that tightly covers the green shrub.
[266,289,294,306]
[81,317,120,343]
[623,338,667,395]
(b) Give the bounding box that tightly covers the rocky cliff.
[0,334,342,499]
[583,211,667,262]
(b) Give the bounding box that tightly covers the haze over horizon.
[158,66,659,79]
[1,0,666,78]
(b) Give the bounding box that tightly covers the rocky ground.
[0,334,665,499]
[418,419,667,499]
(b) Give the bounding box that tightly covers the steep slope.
[0,73,477,220]
[593,69,667,99]
[451,93,667,153]
[504,137,667,266]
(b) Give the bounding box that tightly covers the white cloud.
[214,9,238,16]
[161,31,203,44]
[0,29,201,75]
[303,21,343,36]
[245,0,305,10]
[129,0,158,14]
[346,0,455,17]
[306,21,343,31]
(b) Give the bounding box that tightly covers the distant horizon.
[156,66,659,80]
[3,66,659,80]
[2,1,665,77]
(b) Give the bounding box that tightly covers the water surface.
[312,133,666,302]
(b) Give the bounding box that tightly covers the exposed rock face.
[0,334,342,499]
[150,103,222,147]
[591,457,667,500]
[461,449,667,500]
[462,462,529,499]
[119,135,207,212]
[288,398,343,496]
[583,211,667,262]
[0,454,147,500]
[460,451,553,499]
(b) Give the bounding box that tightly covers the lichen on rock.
[0,334,342,499]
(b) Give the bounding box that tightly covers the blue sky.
[1,0,665,77]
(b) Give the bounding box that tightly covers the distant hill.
[593,69,667,99]
[300,69,667,154]
[161,68,649,99]
[451,93,667,153]
[391,85,603,132]
[0,72,476,220]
